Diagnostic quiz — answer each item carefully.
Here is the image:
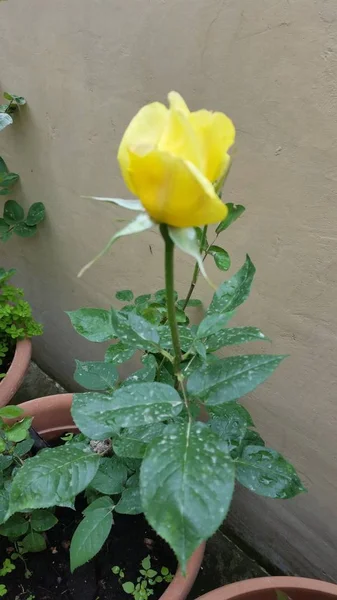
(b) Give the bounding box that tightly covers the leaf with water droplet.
[236,445,305,499]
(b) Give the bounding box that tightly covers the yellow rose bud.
[117,92,235,228]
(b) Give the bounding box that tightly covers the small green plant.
[0,91,46,241]
[0,584,7,597]
[0,558,15,576]
[0,267,43,377]
[112,556,173,600]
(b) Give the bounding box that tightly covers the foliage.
[0,268,43,376]
[112,556,173,600]
[0,91,46,241]
[0,92,304,582]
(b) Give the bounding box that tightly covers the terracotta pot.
[196,577,337,600]
[18,393,205,599]
[0,338,32,408]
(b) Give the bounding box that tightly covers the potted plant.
[0,92,328,599]
[195,578,337,599]
[0,267,43,407]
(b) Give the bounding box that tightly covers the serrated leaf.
[208,255,255,316]
[9,446,100,514]
[72,383,182,440]
[14,222,37,238]
[25,202,45,226]
[208,245,231,271]
[67,308,115,342]
[204,326,269,352]
[90,457,127,495]
[140,422,235,570]
[116,289,134,302]
[110,309,159,350]
[187,355,285,405]
[105,342,135,365]
[209,403,253,453]
[31,509,58,532]
[158,325,194,351]
[74,360,118,391]
[3,200,24,224]
[123,354,156,385]
[83,496,114,516]
[115,486,142,515]
[70,507,113,571]
[0,114,13,131]
[196,313,233,340]
[236,446,305,499]
[216,203,245,234]
[113,423,166,459]
[0,406,24,418]
[0,514,29,538]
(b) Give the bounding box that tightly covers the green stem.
[160,224,182,371]
[182,225,208,310]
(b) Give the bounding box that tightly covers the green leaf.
[195,226,208,251]
[236,446,305,499]
[113,424,165,459]
[78,213,154,278]
[14,223,37,238]
[67,308,115,342]
[0,219,9,237]
[142,556,151,570]
[4,93,26,105]
[208,255,255,315]
[209,403,253,453]
[168,226,212,286]
[105,342,135,364]
[140,422,235,570]
[122,582,135,594]
[123,354,156,385]
[0,158,8,174]
[204,327,269,352]
[83,495,114,516]
[208,245,231,271]
[135,294,151,306]
[74,360,118,391]
[0,489,9,525]
[116,290,134,302]
[3,200,24,224]
[31,509,58,532]
[9,446,100,514]
[6,418,32,443]
[70,507,113,571]
[0,514,29,538]
[110,309,160,350]
[115,486,142,515]
[15,437,34,457]
[25,202,45,226]
[0,172,19,188]
[158,325,194,351]
[196,313,233,340]
[72,383,182,439]
[0,406,23,419]
[0,456,12,472]
[0,114,13,131]
[90,457,127,495]
[187,354,285,406]
[240,429,265,450]
[216,203,245,234]
[22,531,46,552]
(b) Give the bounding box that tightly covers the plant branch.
[182,225,208,310]
[160,224,182,372]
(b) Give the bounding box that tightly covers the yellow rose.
[117,92,235,228]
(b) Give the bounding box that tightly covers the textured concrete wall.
[1,0,337,582]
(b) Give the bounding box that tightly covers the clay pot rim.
[196,576,337,600]
[18,393,205,600]
[0,338,32,407]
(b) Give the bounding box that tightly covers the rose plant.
[0,93,304,575]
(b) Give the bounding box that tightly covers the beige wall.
[1,0,337,581]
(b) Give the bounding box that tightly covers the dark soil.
[1,344,14,377]
[0,501,177,600]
